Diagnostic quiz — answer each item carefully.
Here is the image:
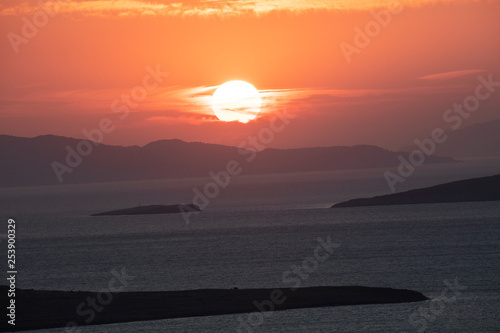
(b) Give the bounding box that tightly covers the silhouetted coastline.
[0,285,428,332]
[332,174,500,208]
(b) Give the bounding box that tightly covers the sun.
[211,80,261,123]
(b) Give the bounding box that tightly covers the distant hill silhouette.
[0,135,455,187]
[435,119,500,158]
[331,174,500,208]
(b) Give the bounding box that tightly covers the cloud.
[261,85,456,105]
[417,69,486,81]
[145,115,218,125]
[0,0,490,18]
[0,78,486,130]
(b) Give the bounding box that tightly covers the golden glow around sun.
[211,81,261,123]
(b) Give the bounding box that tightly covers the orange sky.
[1,0,499,149]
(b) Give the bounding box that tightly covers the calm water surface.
[1,163,499,332]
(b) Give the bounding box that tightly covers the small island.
[0,285,427,332]
[91,204,200,216]
[332,174,500,208]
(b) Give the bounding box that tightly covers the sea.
[1,158,499,332]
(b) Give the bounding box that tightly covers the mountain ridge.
[0,134,456,187]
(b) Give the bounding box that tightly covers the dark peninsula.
[0,285,427,332]
[332,174,500,208]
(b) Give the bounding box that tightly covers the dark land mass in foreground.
[332,174,500,208]
[0,285,428,331]
[91,204,200,216]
